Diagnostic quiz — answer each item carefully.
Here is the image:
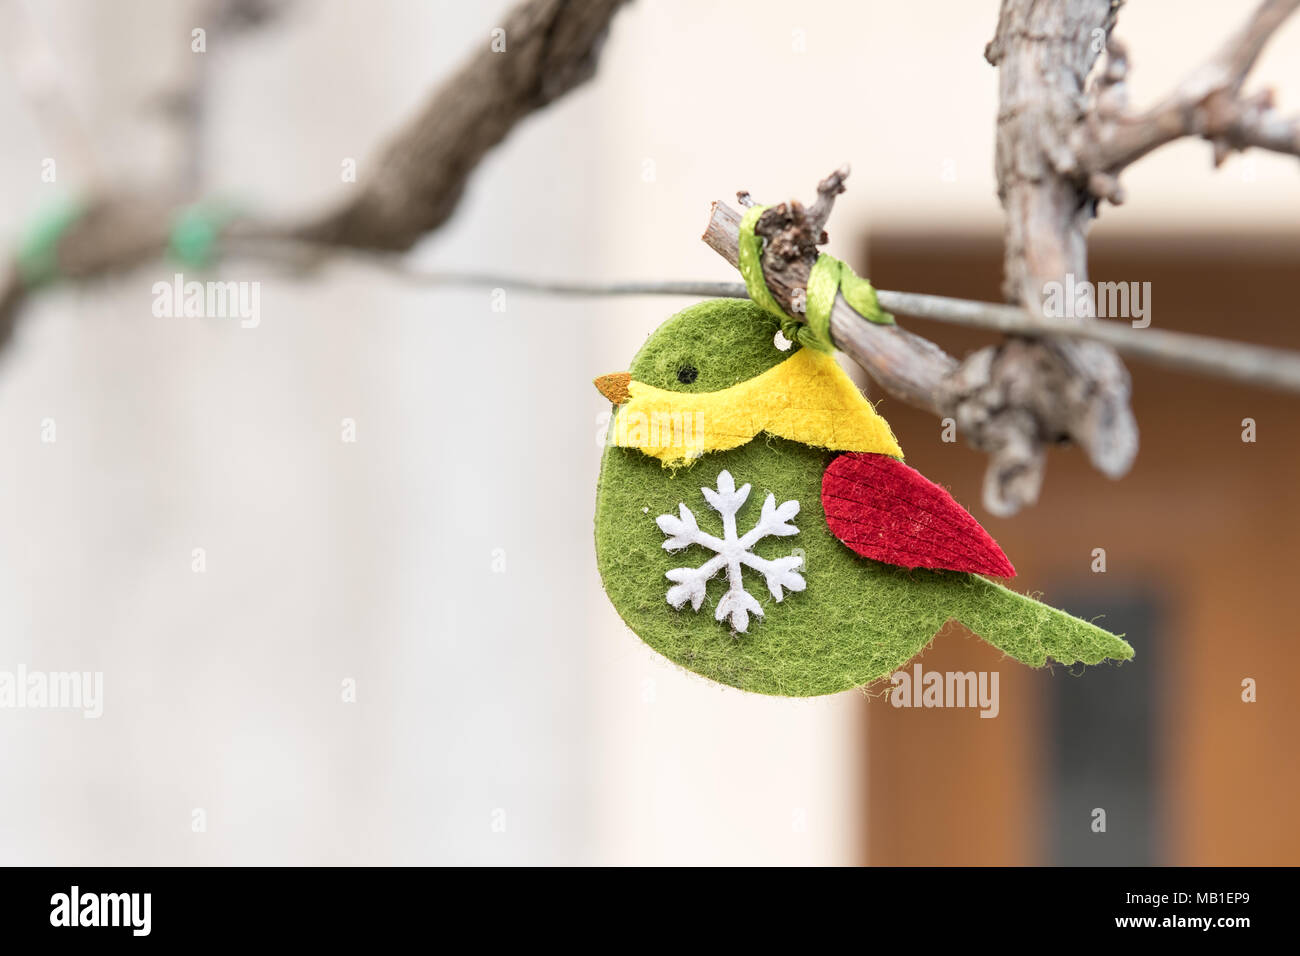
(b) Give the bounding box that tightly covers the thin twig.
[294,0,629,251]
[805,164,850,239]
[1079,0,1300,176]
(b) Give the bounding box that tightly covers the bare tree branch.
[804,163,850,240]
[0,0,629,349]
[1077,0,1300,176]
[294,0,628,251]
[703,196,956,415]
[975,0,1139,515]
[705,132,1139,516]
[964,0,1297,514]
[703,179,1079,516]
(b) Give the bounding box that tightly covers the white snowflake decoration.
[655,469,806,633]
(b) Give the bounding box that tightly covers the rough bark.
[703,193,957,416]
[958,0,1137,515]
[0,0,629,348]
[294,0,628,251]
[1075,0,1300,176]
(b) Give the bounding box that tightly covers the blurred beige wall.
[0,0,1294,865]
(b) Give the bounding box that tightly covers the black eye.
[677,365,698,385]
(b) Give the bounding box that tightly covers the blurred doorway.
[859,231,1300,866]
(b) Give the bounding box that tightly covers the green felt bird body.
[593,299,1133,697]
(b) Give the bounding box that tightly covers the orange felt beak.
[594,371,631,405]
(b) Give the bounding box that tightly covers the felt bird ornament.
[593,298,1133,697]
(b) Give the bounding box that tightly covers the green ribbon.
[16,197,86,288]
[169,199,240,269]
[808,252,894,332]
[738,204,787,322]
[737,203,894,354]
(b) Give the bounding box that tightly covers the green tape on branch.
[737,204,788,321]
[808,253,895,338]
[737,204,893,356]
[16,197,86,288]
[802,254,840,352]
[737,204,827,353]
[837,257,894,326]
[169,200,240,269]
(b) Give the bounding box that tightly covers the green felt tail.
[954,576,1134,668]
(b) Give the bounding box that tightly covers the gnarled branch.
[705,153,1141,517]
[1077,0,1300,178]
[294,0,628,251]
[974,0,1138,515]
[0,0,629,348]
[703,192,957,416]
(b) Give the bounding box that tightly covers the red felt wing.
[821,452,1016,577]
